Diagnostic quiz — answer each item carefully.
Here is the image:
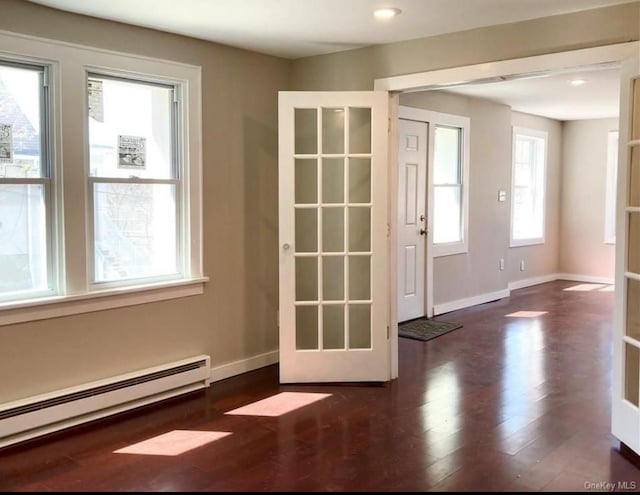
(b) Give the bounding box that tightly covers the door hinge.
[388,118,391,134]
[387,325,390,339]
[386,223,390,238]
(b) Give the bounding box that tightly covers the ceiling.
[442,67,621,120]
[28,0,635,59]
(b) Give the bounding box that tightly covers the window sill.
[433,242,468,258]
[510,238,544,248]
[0,277,209,326]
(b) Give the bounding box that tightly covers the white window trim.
[605,130,619,245]
[429,111,470,258]
[510,126,548,248]
[0,30,205,324]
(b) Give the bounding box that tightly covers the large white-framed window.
[431,113,470,257]
[0,59,56,303]
[510,127,547,247]
[0,30,204,326]
[604,130,619,245]
[87,73,182,287]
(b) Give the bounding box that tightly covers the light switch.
[498,190,507,202]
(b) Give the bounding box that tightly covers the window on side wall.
[87,75,182,287]
[604,130,619,245]
[0,61,54,302]
[510,127,547,247]
[432,114,470,257]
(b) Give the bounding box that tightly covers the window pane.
[88,76,174,179]
[0,65,42,178]
[512,131,546,242]
[93,183,177,282]
[0,184,47,296]
[433,126,461,185]
[433,186,461,244]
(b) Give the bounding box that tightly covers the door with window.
[612,55,640,454]
[278,91,389,383]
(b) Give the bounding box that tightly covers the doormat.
[398,318,463,342]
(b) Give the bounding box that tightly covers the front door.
[397,118,427,322]
[278,91,390,383]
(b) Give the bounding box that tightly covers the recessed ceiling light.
[374,7,402,19]
[569,79,587,86]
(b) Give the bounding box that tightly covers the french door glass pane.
[296,257,317,301]
[323,207,344,252]
[349,304,371,349]
[323,256,344,301]
[630,147,640,207]
[627,278,640,340]
[349,107,371,154]
[0,65,42,178]
[349,158,371,203]
[323,305,345,349]
[349,255,370,300]
[296,305,318,350]
[322,158,344,204]
[629,213,640,274]
[295,208,317,253]
[434,186,461,244]
[295,108,317,154]
[625,343,640,406]
[295,159,317,204]
[322,108,344,154]
[88,76,174,179]
[0,184,47,295]
[349,207,371,252]
[93,183,177,282]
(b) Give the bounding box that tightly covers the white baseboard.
[210,350,279,383]
[508,273,558,291]
[556,273,615,285]
[434,288,510,316]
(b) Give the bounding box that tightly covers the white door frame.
[376,41,640,380]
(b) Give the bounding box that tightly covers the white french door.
[397,118,428,322]
[612,55,640,453]
[278,91,390,383]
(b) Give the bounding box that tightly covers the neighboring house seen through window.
[0,61,52,302]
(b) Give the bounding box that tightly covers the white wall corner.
[556,273,615,285]
[434,288,511,316]
[508,274,559,291]
[209,350,279,383]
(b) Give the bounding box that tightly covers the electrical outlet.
[520,260,525,271]
[499,258,505,270]
[498,190,507,202]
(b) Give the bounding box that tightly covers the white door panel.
[397,119,427,322]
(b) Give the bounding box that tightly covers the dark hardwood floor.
[2,280,639,492]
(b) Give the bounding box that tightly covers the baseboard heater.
[0,354,211,449]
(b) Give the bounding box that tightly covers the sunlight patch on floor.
[114,430,231,456]
[563,283,608,292]
[505,311,548,318]
[225,392,332,417]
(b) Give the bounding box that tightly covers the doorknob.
[419,228,427,236]
[283,243,291,250]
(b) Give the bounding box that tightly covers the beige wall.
[400,91,512,305]
[508,112,562,284]
[560,118,618,279]
[399,93,563,306]
[291,3,640,91]
[0,0,289,402]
